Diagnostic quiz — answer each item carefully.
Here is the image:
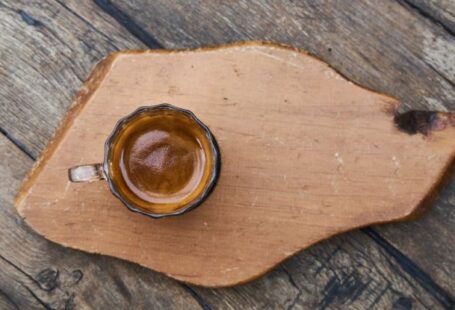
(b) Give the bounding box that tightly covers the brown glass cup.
[68,104,220,219]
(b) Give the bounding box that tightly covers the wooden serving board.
[15,43,455,287]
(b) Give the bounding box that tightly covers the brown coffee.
[108,108,214,215]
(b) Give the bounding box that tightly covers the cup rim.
[103,103,221,219]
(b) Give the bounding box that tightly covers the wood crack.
[21,284,53,310]
[426,62,455,90]
[5,6,87,85]
[17,9,43,27]
[281,266,303,310]
[361,228,454,309]
[180,284,212,310]
[54,0,120,51]
[397,0,455,37]
[0,127,36,160]
[0,253,58,309]
[368,283,390,309]
[0,253,40,287]
[92,0,163,48]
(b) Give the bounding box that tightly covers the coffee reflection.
[108,107,215,215]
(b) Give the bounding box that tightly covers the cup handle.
[68,163,106,183]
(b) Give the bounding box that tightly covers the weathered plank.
[0,0,202,308]
[0,0,453,308]
[0,0,144,157]
[193,232,451,309]
[404,0,455,34]
[100,0,455,295]
[377,178,455,297]
[106,0,455,112]
[17,43,455,288]
[0,134,203,309]
[2,132,451,309]
[0,294,17,310]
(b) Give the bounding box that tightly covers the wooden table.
[0,1,454,309]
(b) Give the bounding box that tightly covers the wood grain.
[0,1,200,309]
[405,0,455,34]
[0,0,143,157]
[108,0,455,112]
[2,133,450,308]
[377,178,455,295]
[193,232,448,309]
[0,0,454,307]
[0,135,202,309]
[101,0,455,295]
[15,44,455,287]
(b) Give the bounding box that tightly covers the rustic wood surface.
[0,0,454,308]
[14,43,455,288]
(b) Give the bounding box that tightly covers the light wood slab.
[15,43,455,287]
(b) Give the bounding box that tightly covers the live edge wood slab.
[14,42,455,287]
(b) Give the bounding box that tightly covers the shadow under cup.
[104,105,220,218]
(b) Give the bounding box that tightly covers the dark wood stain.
[35,268,59,291]
[69,270,83,286]
[394,110,455,135]
[393,296,414,310]
[18,10,42,27]
[319,272,368,310]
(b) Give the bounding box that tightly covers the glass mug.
[68,104,220,219]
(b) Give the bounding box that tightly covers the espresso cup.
[68,104,220,218]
